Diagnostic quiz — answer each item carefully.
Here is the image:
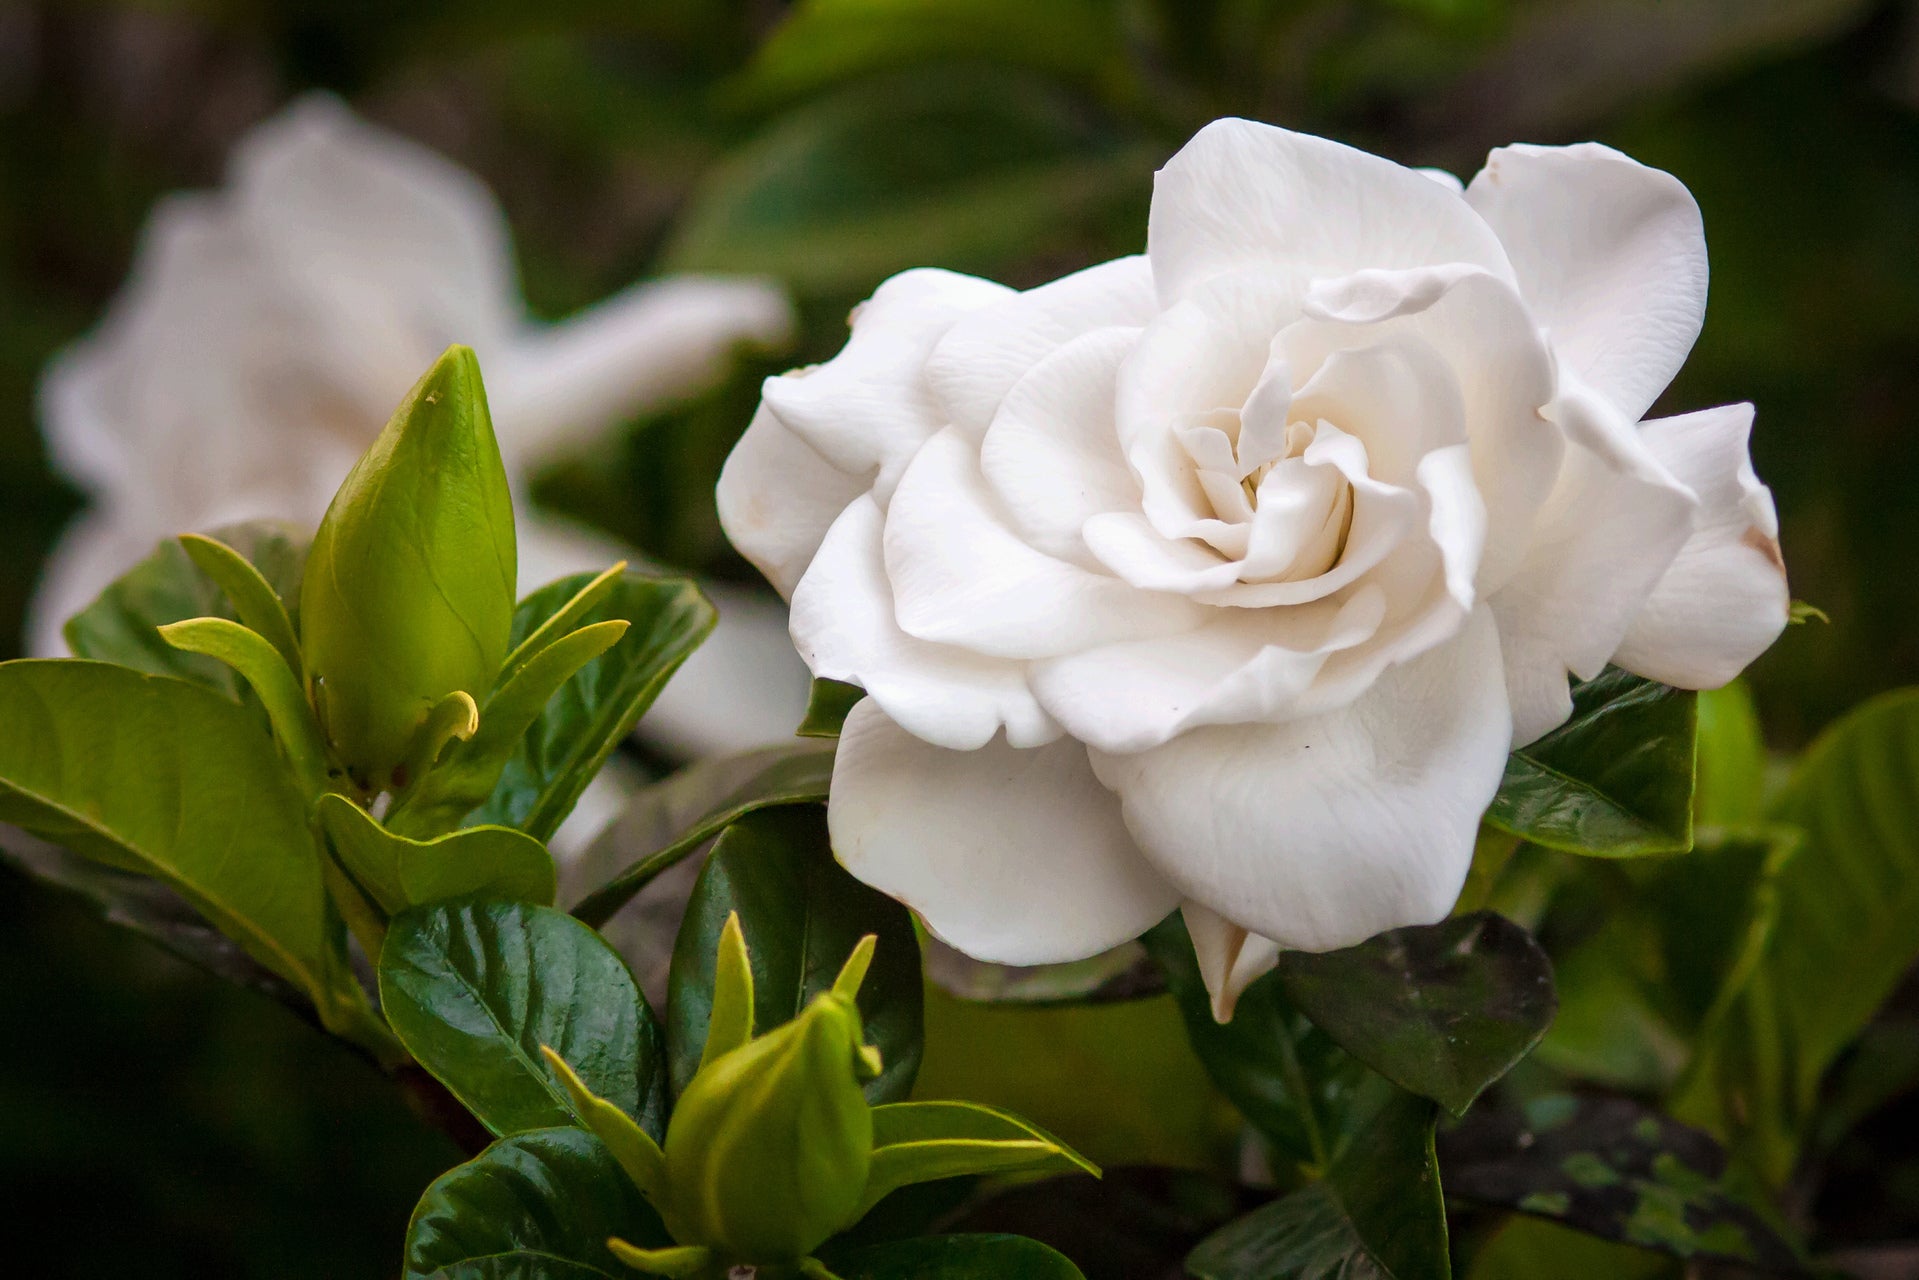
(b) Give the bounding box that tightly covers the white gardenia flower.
[718,119,1790,1017]
[31,93,811,760]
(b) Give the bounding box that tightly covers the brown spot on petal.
[1742,525,1786,576]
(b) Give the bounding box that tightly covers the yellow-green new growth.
[300,344,516,790]
[542,917,1098,1280]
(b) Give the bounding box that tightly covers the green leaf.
[700,911,756,1071]
[1440,1095,1802,1271]
[399,571,715,843]
[379,900,665,1138]
[666,806,921,1103]
[797,677,865,738]
[859,1100,1098,1216]
[1694,681,1768,827]
[497,562,625,688]
[736,0,1127,107]
[176,531,305,677]
[570,742,835,928]
[1187,1091,1449,1280]
[830,1234,1088,1280]
[318,793,556,913]
[1274,913,1556,1117]
[1673,688,1919,1185]
[405,1127,670,1280]
[64,521,308,698]
[0,659,350,1027]
[1485,667,1697,857]
[1142,915,1373,1170]
[157,616,329,797]
[662,69,1154,298]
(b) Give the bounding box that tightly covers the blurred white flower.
[29,93,810,764]
[720,119,1789,1018]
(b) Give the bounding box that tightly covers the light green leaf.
[497,562,626,688]
[158,616,329,796]
[1486,667,1697,857]
[409,571,715,844]
[0,659,356,1031]
[404,1127,670,1280]
[858,1100,1097,1216]
[176,531,304,677]
[380,900,665,1138]
[1673,689,1919,1186]
[1694,681,1768,827]
[570,742,835,928]
[317,793,556,914]
[64,521,308,699]
[700,911,756,1072]
[666,807,921,1103]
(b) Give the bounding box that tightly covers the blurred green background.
[2,0,1916,1274]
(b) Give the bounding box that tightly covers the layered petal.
[1090,606,1512,953]
[760,267,1009,504]
[1149,118,1513,307]
[831,701,1181,965]
[1613,403,1789,688]
[717,404,869,599]
[791,495,1057,751]
[1182,902,1281,1022]
[1490,381,1696,743]
[927,255,1156,436]
[1467,142,1707,423]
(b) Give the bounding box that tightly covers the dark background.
[2,1,1916,1273]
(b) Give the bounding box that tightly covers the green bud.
[300,345,516,789]
[661,946,879,1263]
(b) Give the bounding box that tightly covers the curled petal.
[1613,403,1788,688]
[792,495,1057,751]
[1090,607,1512,953]
[717,404,869,599]
[831,701,1181,965]
[1182,902,1281,1022]
[1467,142,1707,423]
[1149,118,1513,306]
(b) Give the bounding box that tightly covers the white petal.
[717,403,868,599]
[233,94,520,364]
[1613,403,1788,688]
[1490,381,1696,743]
[831,701,1181,965]
[1297,267,1561,589]
[1090,606,1512,952]
[1181,902,1281,1022]
[1288,335,1466,488]
[1149,118,1513,306]
[927,255,1156,436]
[761,268,1009,504]
[1032,588,1387,753]
[489,276,794,470]
[1467,142,1707,423]
[978,327,1142,567]
[791,495,1057,751]
[885,428,1203,660]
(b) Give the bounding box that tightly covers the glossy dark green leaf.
[569,742,835,928]
[662,69,1154,298]
[1142,915,1374,1170]
[666,805,921,1103]
[796,676,864,737]
[0,660,352,1026]
[404,1127,669,1280]
[1674,689,1919,1185]
[831,1233,1088,1280]
[1187,1091,1449,1280]
[1440,1095,1803,1271]
[1275,913,1556,1117]
[63,521,308,699]
[458,571,715,842]
[379,900,665,1138]
[1485,667,1696,857]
